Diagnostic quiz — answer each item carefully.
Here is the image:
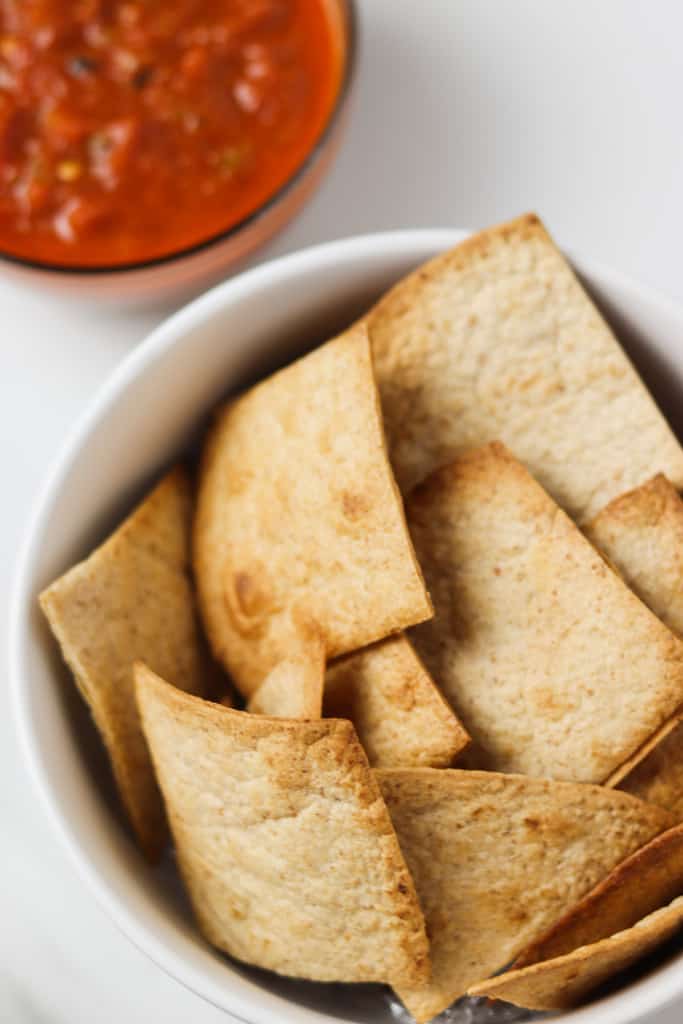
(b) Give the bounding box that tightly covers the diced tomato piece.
[180,46,209,80]
[42,104,93,149]
[89,118,139,187]
[13,167,50,216]
[53,195,105,242]
[0,34,31,70]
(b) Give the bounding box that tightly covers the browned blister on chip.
[39,468,205,861]
[469,897,683,1011]
[194,323,432,697]
[324,634,468,767]
[368,213,683,521]
[135,665,430,987]
[586,475,683,815]
[407,443,683,784]
[377,769,672,1023]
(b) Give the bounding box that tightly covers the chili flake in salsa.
[0,0,340,267]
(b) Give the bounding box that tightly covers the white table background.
[2,1,683,1020]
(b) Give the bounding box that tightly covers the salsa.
[0,0,341,268]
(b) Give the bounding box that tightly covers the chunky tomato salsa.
[0,1,340,267]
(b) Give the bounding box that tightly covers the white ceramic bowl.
[10,231,683,1024]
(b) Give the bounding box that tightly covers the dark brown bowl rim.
[0,0,358,278]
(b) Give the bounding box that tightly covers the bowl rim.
[0,0,358,278]
[10,228,683,1024]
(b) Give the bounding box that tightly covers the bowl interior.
[12,231,683,1024]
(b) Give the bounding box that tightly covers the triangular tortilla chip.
[513,822,683,968]
[406,443,683,783]
[248,643,325,721]
[39,468,205,861]
[586,474,683,634]
[248,618,326,719]
[618,722,683,821]
[468,896,683,1011]
[586,475,683,816]
[368,213,683,522]
[135,664,430,987]
[376,768,672,1023]
[194,323,432,697]
[606,712,683,789]
[324,634,468,767]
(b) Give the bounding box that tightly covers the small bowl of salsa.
[0,0,356,301]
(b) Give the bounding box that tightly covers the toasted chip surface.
[370,214,683,520]
[469,896,683,1011]
[618,722,683,821]
[136,665,430,986]
[586,476,683,816]
[368,213,683,521]
[39,468,205,861]
[514,823,683,969]
[407,443,683,783]
[194,323,432,696]
[586,475,683,637]
[606,713,683,790]
[248,632,325,719]
[324,634,468,767]
[377,769,672,1023]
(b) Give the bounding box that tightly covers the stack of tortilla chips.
[41,215,683,1022]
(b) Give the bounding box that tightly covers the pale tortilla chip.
[406,443,683,783]
[39,468,205,861]
[368,213,683,522]
[618,723,683,822]
[606,712,683,789]
[324,634,468,767]
[135,664,430,987]
[586,475,683,636]
[468,896,683,1011]
[514,822,683,968]
[586,475,683,816]
[248,634,325,719]
[194,323,432,697]
[377,768,673,1024]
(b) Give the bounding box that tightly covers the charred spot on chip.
[224,570,274,634]
[341,490,371,522]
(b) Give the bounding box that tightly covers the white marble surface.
[3,1,683,1020]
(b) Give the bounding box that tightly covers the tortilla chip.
[585,475,683,816]
[468,896,683,1011]
[248,616,326,719]
[368,213,683,522]
[377,768,672,1023]
[513,822,683,969]
[39,468,205,862]
[135,664,430,987]
[586,475,683,636]
[606,712,683,789]
[248,633,325,719]
[406,443,683,783]
[324,634,468,767]
[194,323,432,697]
[618,722,683,822]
